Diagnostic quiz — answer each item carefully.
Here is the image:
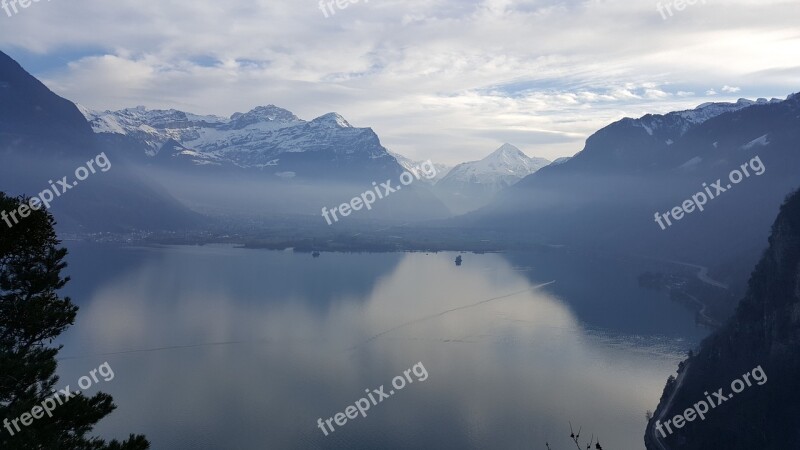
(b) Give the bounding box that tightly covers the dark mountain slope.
[463,95,800,274]
[645,188,800,449]
[0,51,95,156]
[0,50,199,231]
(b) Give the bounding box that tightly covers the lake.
[55,243,708,449]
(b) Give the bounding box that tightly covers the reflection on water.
[55,244,707,449]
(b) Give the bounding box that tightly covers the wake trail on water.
[351,280,556,350]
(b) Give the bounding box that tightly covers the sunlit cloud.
[0,0,797,163]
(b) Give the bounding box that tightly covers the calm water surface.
[55,243,708,449]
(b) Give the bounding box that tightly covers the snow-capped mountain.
[633,98,784,141]
[440,143,551,188]
[552,97,788,174]
[80,105,402,182]
[434,143,551,214]
[77,103,452,221]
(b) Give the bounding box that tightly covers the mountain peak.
[311,112,352,128]
[489,143,524,158]
[434,143,550,214]
[228,105,300,129]
[440,144,550,186]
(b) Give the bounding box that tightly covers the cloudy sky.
[1,0,798,164]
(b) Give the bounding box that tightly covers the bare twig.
[550,423,604,450]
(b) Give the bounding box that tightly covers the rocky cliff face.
[646,188,800,449]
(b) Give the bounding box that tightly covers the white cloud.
[1,0,797,163]
[722,85,742,93]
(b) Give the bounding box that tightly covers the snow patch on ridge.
[742,134,769,150]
